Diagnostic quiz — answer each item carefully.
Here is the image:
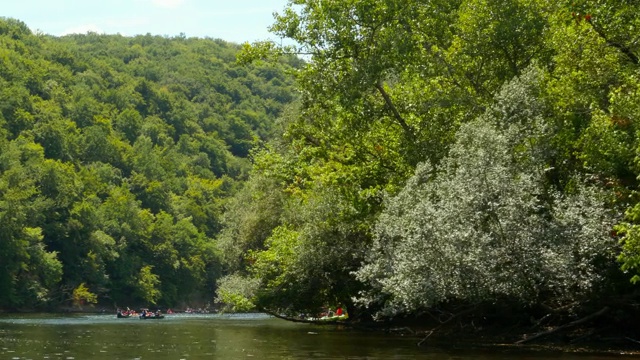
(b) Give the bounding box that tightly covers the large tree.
[219,0,639,325]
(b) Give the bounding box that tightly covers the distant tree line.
[0,17,300,310]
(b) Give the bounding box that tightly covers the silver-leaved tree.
[356,67,619,318]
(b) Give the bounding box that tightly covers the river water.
[0,313,628,359]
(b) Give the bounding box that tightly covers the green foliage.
[352,67,617,315]
[216,169,287,270]
[0,17,298,309]
[136,265,161,305]
[357,117,616,316]
[221,0,640,320]
[72,282,98,307]
[577,112,634,177]
[249,225,300,290]
[0,136,64,308]
[215,273,260,312]
[3,0,640,322]
[547,1,640,285]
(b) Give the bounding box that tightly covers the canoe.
[117,313,132,318]
[139,315,165,319]
[307,314,348,322]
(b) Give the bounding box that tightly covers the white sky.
[3,0,291,44]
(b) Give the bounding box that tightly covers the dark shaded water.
[0,313,628,359]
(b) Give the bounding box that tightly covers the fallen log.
[515,306,609,345]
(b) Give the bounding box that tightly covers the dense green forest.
[4,0,640,340]
[0,17,300,309]
[216,0,640,336]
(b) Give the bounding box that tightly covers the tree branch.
[589,21,639,65]
[374,82,415,139]
[515,306,610,345]
[418,304,480,346]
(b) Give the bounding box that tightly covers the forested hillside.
[5,0,640,341]
[0,17,300,309]
[218,0,640,338]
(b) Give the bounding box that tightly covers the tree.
[137,265,161,305]
[72,282,98,307]
[0,138,63,308]
[357,71,617,316]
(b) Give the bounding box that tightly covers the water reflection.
[0,313,622,359]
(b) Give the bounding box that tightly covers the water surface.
[0,313,628,359]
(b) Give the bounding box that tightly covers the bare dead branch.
[625,337,640,346]
[417,304,480,347]
[516,306,610,345]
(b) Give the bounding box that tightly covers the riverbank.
[262,311,640,356]
[376,317,640,357]
[3,306,639,356]
[291,304,640,357]
[407,327,640,357]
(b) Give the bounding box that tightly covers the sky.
[3,0,291,44]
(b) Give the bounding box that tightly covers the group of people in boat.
[299,305,348,321]
[139,309,164,319]
[318,306,346,320]
[116,308,136,318]
[117,307,174,318]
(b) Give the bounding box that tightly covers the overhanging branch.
[374,82,415,139]
[589,21,639,65]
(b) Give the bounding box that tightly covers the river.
[0,313,629,359]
